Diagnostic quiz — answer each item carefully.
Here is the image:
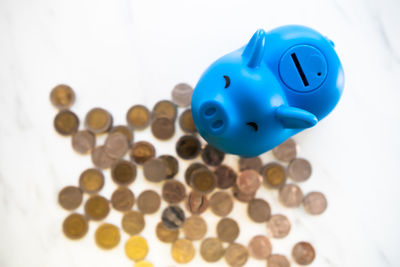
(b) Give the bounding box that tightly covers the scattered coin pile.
[52,83,327,267]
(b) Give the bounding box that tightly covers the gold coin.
[84,195,110,221]
[155,221,179,243]
[152,100,177,121]
[224,243,249,267]
[54,110,79,136]
[190,168,216,194]
[183,215,207,240]
[79,168,104,194]
[217,217,240,243]
[171,239,195,264]
[125,236,149,261]
[134,261,154,267]
[130,141,156,164]
[62,213,88,240]
[85,107,112,134]
[122,210,145,235]
[200,237,224,262]
[50,84,75,109]
[179,109,197,133]
[111,160,137,186]
[127,105,151,130]
[261,163,287,189]
[95,223,120,249]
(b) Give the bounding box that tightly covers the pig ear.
[242,29,266,68]
[276,106,318,129]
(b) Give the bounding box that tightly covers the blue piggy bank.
[191,25,344,157]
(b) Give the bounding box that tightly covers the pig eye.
[223,75,230,88]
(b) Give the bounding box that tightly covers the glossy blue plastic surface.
[191,25,344,157]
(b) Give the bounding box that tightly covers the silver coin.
[171,83,193,107]
[288,158,312,182]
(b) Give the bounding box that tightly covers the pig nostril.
[212,120,224,129]
[204,107,217,117]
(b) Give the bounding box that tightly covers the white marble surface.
[1,0,400,266]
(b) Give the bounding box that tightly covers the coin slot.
[291,53,309,87]
[212,120,224,130]
[204,107,216,117]
[246,122,258,132]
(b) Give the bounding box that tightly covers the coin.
[127,105,151,130]
[232,185,256,203]
[209,191,234,217]
[292,241,315,265]
[137,190,161,214]
[111,160,137,186]
[267,254,290,267]
[236,169,262,195]
[190,167,216,194]
[272,139,297,162]
[110,125,134,145]
[134,261,154,267]
[261,163,287,189]
[185,190,209,214]
[224,243,249,267]
[179,109,197,133]
[239,157,262,172]
[152,100,177,121]
[214,165,237,189]
[91,146,115,169]
[162,180,186,204]
[125,236,149,261]
[143,158,167,183]
[58,186,83,210]
[62,213,88,240]
[71,130,95,154]
[266,214,291,238]
[176,135,201,160]
[95,223,120,250]
[84,195,110,221]
[79,168,104,194]
[54,110,79,136]
[130,141,155,164]
[151,117,175,140]
[171,83,193,107]
[288,158,312,182]
[50,84,75,109]
[85,107,112,134]
[216,217,239,243]
[182,215,207,240]
[171,239,195,264]
[161,205,185,230]
[201,144,225,166]
[159,155,179,179]
[184,162,207,185]
[279,184,304,208]
[302,192,327,215]
[104,132,129,159]
[111,187,135,212]
[122,210,145,235]
[248,235,272,260]
[200,237,224,262]
[155,221,179,243]
[247,198,271,223]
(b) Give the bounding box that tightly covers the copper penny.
[126,104,151,130]
[214,165,237,189]
[111,187,135,212]
[185,190,209,214]
[84,195,110,221]
[71,130,95,154]
[162,180,186,204]
[111,160,137,186]
[302,192,327,215]
[159,155,179,179]
[224,243,249,267]
[62,213,88,240]
[104,132,129,159]
[216,217,239,243]
[79,168,104,194]
[155,221,179,243]
[54,110,79,136]
[261,163,287,189]
[209,191,234,217]
[130,141,155,164]
[110,125,134,145]
[267,214,291,238]
[232,185,256,203]
[201,144,225,166]
[143,158,167,183]
[239,157,262,172]
[152,100,177,121]
[288,158,312,182]
[272,139,297,162]
[91,145,115,169]
[58,186,83,210]
[292,241,315,265]
[279,184,304,208]
[190,167,216,194]
[137,190,161,214]
[176,135,201,160]
[182,215,207,240]
[161,205,185,230]
[248,235,272,259]
[179,109,197,133]
[50,84,75,109]
[268,254,290,267]
[184,162,207,185]
[84,107,112,134]
[122,210,145,235]
[151,117,175,140]
[171,83,193,107]
[247,198,271,223]
[200,237,224,262]
[236,169,262,195]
